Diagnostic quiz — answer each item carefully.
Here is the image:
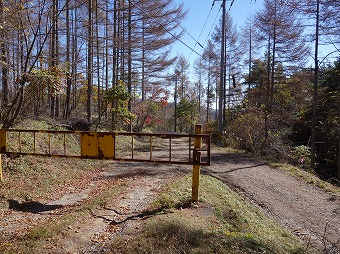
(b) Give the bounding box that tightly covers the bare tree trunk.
[50,0,59,119]
[0,0,9,115]
[127,0,132,132]
[206,59,211,123]
[338,120,340,180]
[72,7,78,111]
[141,16,145,101]
[87,0,93,123]
[64,0,71,118]
[55,0,60,119]
[95,0,101,121]
[104,0,109,120]
[111,0,118,130]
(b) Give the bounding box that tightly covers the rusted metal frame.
[48,132,51,155]
[33,132,36,154]
[189,137,192,163]
[150,136,153,161]
[131,134,134,160]
[169,137,172,162]
[0,151,209,165]
[1,129,205,138]
[63,133,66,156]
[19,131,22,153]
[1,129,211,165]
[206,135,211,166]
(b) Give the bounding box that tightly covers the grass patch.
[107,175,312,254]
[0,119,111,200]
[0,155,109,200]
[1,179,127,253]
[270,163,340,195]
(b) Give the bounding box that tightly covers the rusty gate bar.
[169,137,172,162]
[0,129,210,166]
[150,136,153,161]
[131,135,134,160]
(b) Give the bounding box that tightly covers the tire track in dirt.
[2,144,339,253]
[1,137,192,253]
[44,162,190,253]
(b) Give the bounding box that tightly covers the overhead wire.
[187,3,215,60]
[179,24,204,49]
[128,0,201,56]
[199,3,223,56]
[228,0,236,11]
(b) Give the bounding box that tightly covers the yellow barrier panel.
[80,133,115,158]
[98,133,115,158]
[81,133,99,157]
[0,129,7,153]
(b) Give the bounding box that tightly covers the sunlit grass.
[107,175,313,254]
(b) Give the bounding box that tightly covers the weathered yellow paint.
[0,129,7,153]
[81,133,115,158]
[81,133,99,157]
[192,124,202,202]
[98,134,115,158]
[0,154,3,182]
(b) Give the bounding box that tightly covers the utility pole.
[214,0,227,140]
[311,0,320,170]
[173,70,179,133]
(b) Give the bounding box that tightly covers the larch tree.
[201,40,218,124]
[255,0,309,111]
[1,0,66,128]
[87,0,93,123]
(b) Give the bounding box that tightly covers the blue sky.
[171,0,264,68]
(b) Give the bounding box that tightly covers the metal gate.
[0,125,210,201]
[0,128,210,165]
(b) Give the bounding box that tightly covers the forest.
[0,0,339,180]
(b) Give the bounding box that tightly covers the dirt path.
[46,162,191,253]
[203,148,340,252]
[0,159,191,253]
[1,145,339,253]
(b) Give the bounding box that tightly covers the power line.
[179,24,204,49]
[200,4,223,55]
[128,0,201,56]
[228,0,236,11]
[187,3,215,60]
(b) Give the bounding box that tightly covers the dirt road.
[203,148,340,252]
[1,146,339,253]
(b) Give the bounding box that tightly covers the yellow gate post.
[192,124,202,202]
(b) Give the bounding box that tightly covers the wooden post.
[192,124,202,202]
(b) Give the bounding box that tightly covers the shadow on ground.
[204,152,267,173]
[8,200,63,214]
